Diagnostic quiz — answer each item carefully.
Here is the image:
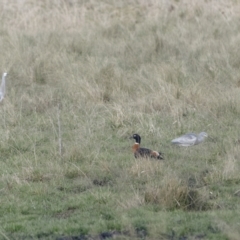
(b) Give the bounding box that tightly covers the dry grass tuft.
[145,176,213,211]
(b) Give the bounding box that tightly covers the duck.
[171,132,208,147]
[130,133,163,160]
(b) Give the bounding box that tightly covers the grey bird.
[171,132,208,147]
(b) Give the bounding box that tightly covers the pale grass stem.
[0,229,10,240]
[57,103,63,158]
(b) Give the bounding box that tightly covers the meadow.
[0,0,240,239]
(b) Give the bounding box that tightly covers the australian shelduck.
[130,133,163,160]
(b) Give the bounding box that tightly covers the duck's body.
[130,134,163,160]
[171,132,208,147]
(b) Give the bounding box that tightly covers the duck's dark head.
[130,133,141,144]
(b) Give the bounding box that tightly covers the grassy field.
[0,0,240,239]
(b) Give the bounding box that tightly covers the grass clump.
[144,177,212,211]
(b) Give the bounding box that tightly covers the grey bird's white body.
[171,132,208,147]
[0,72,7,102]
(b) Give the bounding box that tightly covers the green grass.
[0,0,240,239]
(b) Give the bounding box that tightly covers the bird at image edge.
[130,133,163,160]
[0,72,7,102]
